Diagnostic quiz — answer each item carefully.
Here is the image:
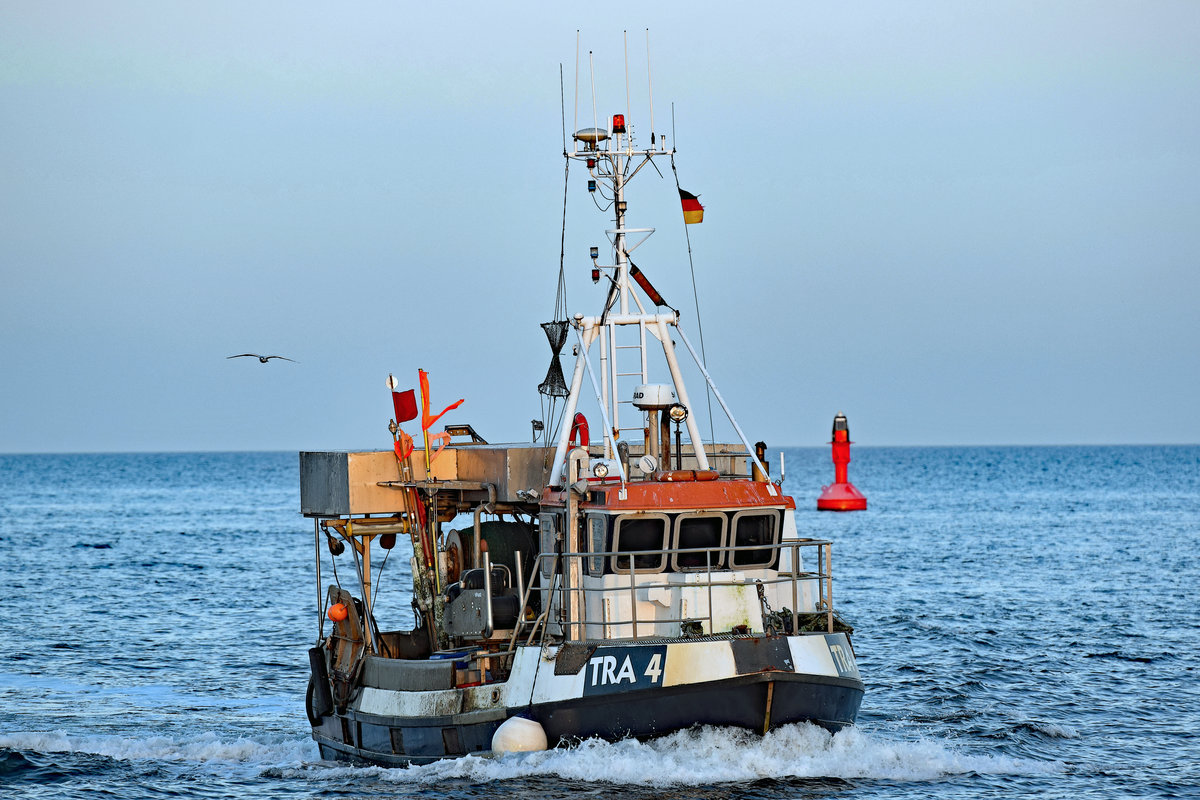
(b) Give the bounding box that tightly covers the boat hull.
[310,633,864,766]
[533,671,862,744]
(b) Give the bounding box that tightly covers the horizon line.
[2,442,1197,457]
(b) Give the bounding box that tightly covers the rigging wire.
[371,543,393,610]
[541,82,573,448]
[556,68,570,324]
[670,152,715,445]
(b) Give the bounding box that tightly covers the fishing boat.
[298,53,864,766]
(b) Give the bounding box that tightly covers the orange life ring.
[569,412,590,448]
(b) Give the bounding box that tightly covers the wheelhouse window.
[672,513,727,571]
[730,511,779,568]
[612,514,668,574]
[586,514,609,576]
[538,512,558,578]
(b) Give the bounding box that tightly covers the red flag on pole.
[391,389,418,424]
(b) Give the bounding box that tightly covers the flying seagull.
[227,353,296,363]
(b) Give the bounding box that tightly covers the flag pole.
[420,368,432,481]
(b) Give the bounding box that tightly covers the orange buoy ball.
[327,602,349,622]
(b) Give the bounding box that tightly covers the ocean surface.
[1,446,1197,799]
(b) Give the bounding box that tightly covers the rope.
[670,154,715,444]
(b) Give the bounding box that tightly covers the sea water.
[1,446,1197,799]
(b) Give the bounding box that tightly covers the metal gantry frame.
[550,116,769,484]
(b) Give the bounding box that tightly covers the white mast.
[551,42,741,481]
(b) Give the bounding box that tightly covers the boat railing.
[506,538,836,653]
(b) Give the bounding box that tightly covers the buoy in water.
[491,715,548,755]
[817,412,867,511]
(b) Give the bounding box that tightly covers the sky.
[2,1,1198,453]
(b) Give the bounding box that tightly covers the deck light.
[612,114,626,133]
[669,404,688,470]
[593,462,610,478]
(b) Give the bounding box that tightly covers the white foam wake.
[0,730,317,768]
[2,724,1064,786]
[303,724,1065,786]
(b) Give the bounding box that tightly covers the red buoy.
[817,412,867,511]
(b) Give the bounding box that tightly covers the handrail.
[504,537,836,654]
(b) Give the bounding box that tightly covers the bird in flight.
[227,353,296,363]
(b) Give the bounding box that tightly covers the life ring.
[568,412,590,448]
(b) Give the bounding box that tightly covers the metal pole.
[826,543,834,633]
[550,323,599,481]
[628,562,638,639]
[654,319,710,470]
[706,547,714,635]
[314,518,324,641]
[482,550,493,639]
[675,326,766,478]
[514,550,524,628]
[575,325,628,482]
[790,542,799,635]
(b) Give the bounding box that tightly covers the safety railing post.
[629,560,639,639]
[825,543,834,633]
[706,548,714,635]
[790,541,799,635]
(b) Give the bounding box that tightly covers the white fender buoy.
[491,716,548,755]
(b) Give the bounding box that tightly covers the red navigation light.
[612,114,626,133]
[586,157,596,169]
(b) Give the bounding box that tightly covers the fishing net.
[538,320,569,397]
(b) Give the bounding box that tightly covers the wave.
[2,723,1065,788]
[0,731,315,767]
[286,724,1065,786]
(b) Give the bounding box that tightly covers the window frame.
[671,512,728,572]
[729,509,780,569]
[585,513,610,576]
[611,512,670,575]
[538,512,559,578]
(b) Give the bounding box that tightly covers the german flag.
[679,188,704,224]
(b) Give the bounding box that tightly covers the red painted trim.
[607,479,795,511]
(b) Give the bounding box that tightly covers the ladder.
[599,318,650,445]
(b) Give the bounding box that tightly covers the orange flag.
[393,431,414,460]
[419,369,464,432]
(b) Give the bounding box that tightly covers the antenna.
[589,51,599,144]
[573,31,580,150]
[623,30,631,146]
[646,29,656,145]
[559,64,567,153]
